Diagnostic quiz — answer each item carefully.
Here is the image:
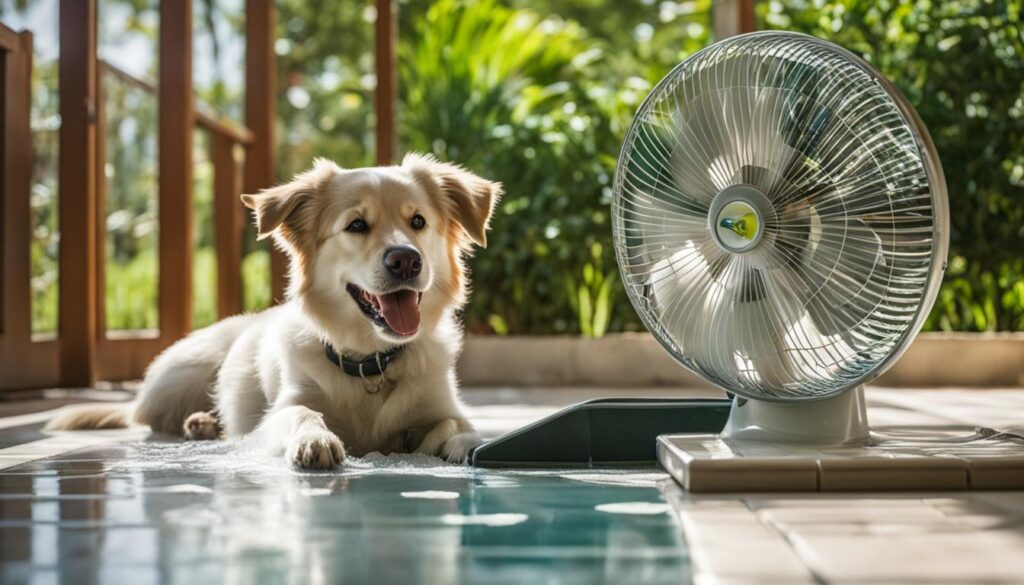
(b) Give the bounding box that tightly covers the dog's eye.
[410,214,426,230]
[346,218,368,233]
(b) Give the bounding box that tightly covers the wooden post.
[713,0,756,40]
[159,0,194,339]
[58,0,99,386]
[374,0,397,165]
[1,29,33,343]
[245,0,285,303]
[213,133,244,318]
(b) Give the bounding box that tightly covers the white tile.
[790,528,1024,583]
[673,500,816,584]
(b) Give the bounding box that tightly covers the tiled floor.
[0,386,1022,584]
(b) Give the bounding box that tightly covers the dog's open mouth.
[346,284,422,337]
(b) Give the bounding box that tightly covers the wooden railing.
[0,0,282,389]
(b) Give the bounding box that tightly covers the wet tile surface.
[0,424,47,450]
[0,438,689,585]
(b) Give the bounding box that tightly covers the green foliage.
[188,239,273,328]
[565,242,615,337]
[505,0,711,81]
[192,247,218,330]
[30,238,58,334]
[192,131,218,330]
[105,250,158,331]
[242,250,272,311]
[194,0,246,122]
[25,48,60,335]
[400,0,709,334]
[276,0,376,177]
[759,0,1024,331]
[401,0,606,334]
[101,70,161,331]
[936,257,1024,331]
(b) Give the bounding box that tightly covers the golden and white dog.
[46,154,501,469]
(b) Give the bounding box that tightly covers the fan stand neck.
[722,386,869,445]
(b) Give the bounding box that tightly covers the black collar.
[324,343,404,378]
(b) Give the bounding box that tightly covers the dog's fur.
[46,154,501,469]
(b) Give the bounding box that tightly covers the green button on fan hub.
[708,185,772,253]
[719,210,758,239]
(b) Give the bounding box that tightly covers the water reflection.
[0,442,689,584]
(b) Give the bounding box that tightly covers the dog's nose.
[383,246,422,280]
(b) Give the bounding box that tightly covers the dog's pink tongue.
[377,290,420,335]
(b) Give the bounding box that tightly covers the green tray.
[470,397,733,468]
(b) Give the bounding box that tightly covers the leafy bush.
[401,0,617,334]
[400,0,710,335]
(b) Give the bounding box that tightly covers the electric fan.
[614,31,947,438]
[613,31,958,490]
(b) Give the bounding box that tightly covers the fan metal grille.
[612,32,948,401]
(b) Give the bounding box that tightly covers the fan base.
[658,386,1024,492]
[722,386,870,445]
[658,428,1024,492]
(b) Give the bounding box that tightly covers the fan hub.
[708,185,772,253]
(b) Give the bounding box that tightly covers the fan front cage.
[612,31,948,402]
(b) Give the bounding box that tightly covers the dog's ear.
[241,159,337,242]
[403,153,502,247]
[241,184,313,241]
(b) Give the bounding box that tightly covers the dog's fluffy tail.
[44,402,134,431]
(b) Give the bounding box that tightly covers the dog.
[46,154,501,469]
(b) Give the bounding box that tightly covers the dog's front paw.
[441,432,483,464]
[183,411,221,441]
[287,431,346,470]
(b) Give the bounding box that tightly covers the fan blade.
[802,218,886,338]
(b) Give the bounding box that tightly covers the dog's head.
[241,154,501,348]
